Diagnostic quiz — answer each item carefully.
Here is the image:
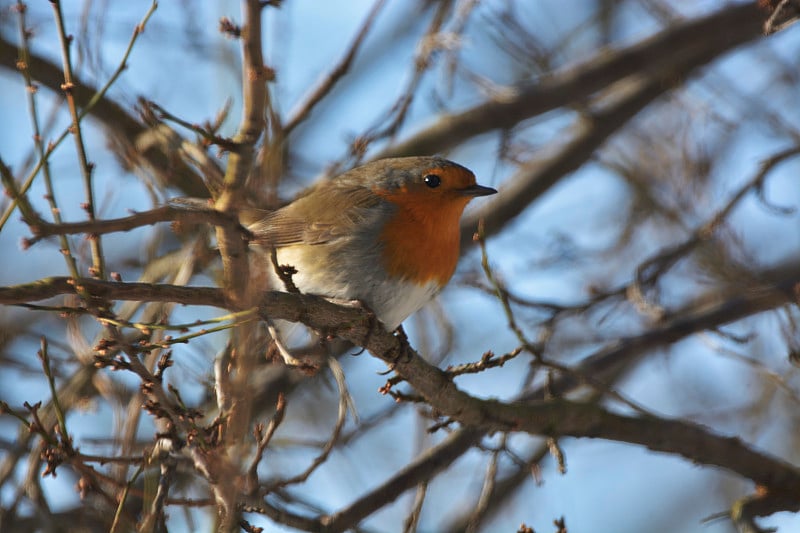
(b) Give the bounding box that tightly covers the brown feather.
[245,183,384,246]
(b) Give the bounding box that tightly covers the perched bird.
[246,156,496,330]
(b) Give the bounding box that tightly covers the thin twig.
[464,434,502,533]
[0,1,158,233]
[264,357,351,492]
[378,2,765,160]
[51,1,105,278]
[37,338,71,452]
[633,145,800,289]
[283,0,388,135]
[246,392,287,493]
[445,347,524,377]
[402,481,428,533]
[145,100,243,152]
[14,1,81,279]
[357,0,454,152]
[25,202,250,245]
[109,464,143,533]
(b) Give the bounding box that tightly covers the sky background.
[2,1,800,532]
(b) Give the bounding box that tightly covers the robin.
[245,156,497,331]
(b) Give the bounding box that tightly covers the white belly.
[266,246,440,330]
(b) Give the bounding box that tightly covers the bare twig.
[264,358,351,492]
[632,145,800,290]
[0,2,160,233]
[357,0,454,153]
[109,465,143,533]
[378,2,765,160]
[464,435,502,533]
[402,481,428,533]
[761,0,800,34]
[24,202,249,245]
[144,100,244,152]
[283,0,388,135]
[14,1,81,279]
[37,338,71,453]
[246,392,287,493]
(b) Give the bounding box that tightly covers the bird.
[245,156,497,331]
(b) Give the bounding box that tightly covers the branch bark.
[2,272,799,530]
[378,2,765,160]
[0,35,208,197]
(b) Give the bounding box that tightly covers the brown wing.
[244,183,383,247]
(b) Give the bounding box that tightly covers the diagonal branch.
[283,0,388,135]
[378,2,766,160]
[459,75,668,258]
[3,272,800,529]
[0,35,208,197]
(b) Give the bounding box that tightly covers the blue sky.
[2,1,800,532]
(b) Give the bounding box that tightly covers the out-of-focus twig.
[379,2,765,160]
[24,202,250,245]
[283,0,388,135]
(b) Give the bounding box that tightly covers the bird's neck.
[377,195,468,286]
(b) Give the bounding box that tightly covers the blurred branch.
[761,0,800,34]
[0,278,224,307]
[402,480,428,533]
[0,34,208,197]
[208,2,270,527]
[463,434,502,533]
[283,0,388,136]
[325,279,800,531]
[245,392,286,494]
[263,358,350,493]
[380,2,766,160]
[144,100,243,152]
[214,0,268,306]
[13,1,81,280]
[357,0,455,153]
[0,272,796,369]
[459,75,667,248]
[25,202,248,244]
[445,438,550,532]
[632,144,800,292]
[1,268,799,527]
[457,0,796,248]
[2,2,800,530]
[533,262,800,402]
[322,427,483,531]
[51,1,160,280]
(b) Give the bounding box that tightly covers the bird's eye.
[423,174,441,188]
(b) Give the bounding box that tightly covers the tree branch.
[3,273,798,528]
[0,36,208,197]
[378,2,765,160]
[459,75,669,249]
[25,203,248,244]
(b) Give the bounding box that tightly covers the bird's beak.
[459,184,497,197]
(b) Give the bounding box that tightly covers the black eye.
[423,174,441,188]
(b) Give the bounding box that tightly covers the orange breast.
[376,190,470,286]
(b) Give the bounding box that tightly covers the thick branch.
[0,36,208,197]
[378,2,765,159]
[453,1,780,247]
[319,267,800,531]
[214,0,268,307]
[459,76,667,248]
[4,274,798,528]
